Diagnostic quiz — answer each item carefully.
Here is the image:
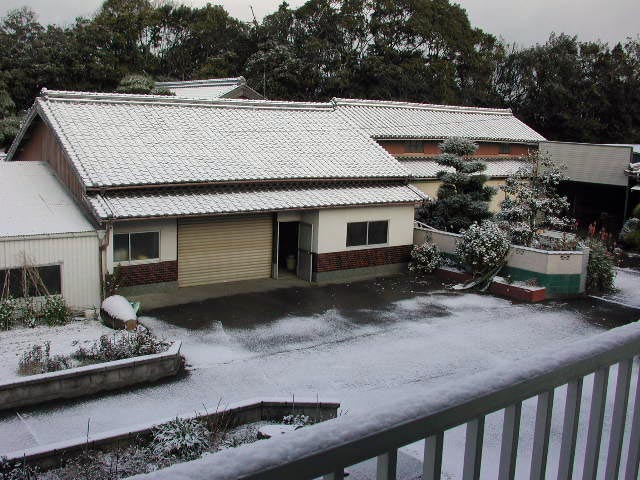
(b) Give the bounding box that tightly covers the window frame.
[113,231,161,265]
[499,143,512,154]
[0,263,63,298]
[346,220,390,249]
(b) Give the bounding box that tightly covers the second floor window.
[499,143,512,154]
[405,140,425,153]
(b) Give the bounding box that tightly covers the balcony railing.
[135,322,640,480]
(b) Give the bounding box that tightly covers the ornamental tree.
[417,137,495,232]
[496,151,573,247]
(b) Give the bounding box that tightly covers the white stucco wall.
[107,219,177,273]
[0,233,101,309]
[316,205,415,254]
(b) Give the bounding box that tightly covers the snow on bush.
[101,295,136,321]
[18,341,72,375]
[455,221,510,275]
[409,242,443,274]
[586,239,616,293]
[282,414,312,427]
[72,328,169,362]
[151,417,211,460]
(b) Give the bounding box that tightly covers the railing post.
[530,390,554,480]
[376,449,398,480]
[423,433,444,480]
[463,417,485,480]
[582,366,610,480]
[605,359,633,480]
[558,378,583,480]
[624,359,640,480]
[498,402,522,480]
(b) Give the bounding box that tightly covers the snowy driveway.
[0,273,638,478]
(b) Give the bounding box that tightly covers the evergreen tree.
[496,152,573,247]
[116,74,173,95]
[418,137,494,232]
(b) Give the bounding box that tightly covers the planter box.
[435,267,547,303]
[416,227,588,297]
[0,341,182,412]
[3,397,340,470]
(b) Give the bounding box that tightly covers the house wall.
[0,233,101,309]
[13,120,87,212]
[377,140,533,157]
[411,179,507,213]
[107,219,178,286]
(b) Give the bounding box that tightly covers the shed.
[0,161,101,309]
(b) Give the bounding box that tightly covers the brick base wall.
[314,245,412,273]
[118,261,178,287]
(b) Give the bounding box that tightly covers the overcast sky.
[0,0,638,46]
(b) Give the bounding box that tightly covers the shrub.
[18,341,72,376]
[409,242,442,274]
[151,417,211,460]
[72,328,169,363]
[620,218,640,250]
[0,298,15,330]
[586,239,616,293]
[40,295,70,326]
[0,457,39,480]
[633,203,640,219]
[282,414,312,427]
[455,221,510,275]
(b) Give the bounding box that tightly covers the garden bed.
[1,398,340,478]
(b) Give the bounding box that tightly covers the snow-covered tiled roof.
[333,98,545,144]
[88,183,425,220]
[401,157,529,179]
[155,77,262,99]
[20,90,408,188]
[0,162,94,238]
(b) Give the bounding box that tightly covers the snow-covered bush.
[18,341,72,376]
[409,242,443,274]
[282,414,312,427]
[40,296,70,326]
[0,298,15,330]
[72,328,169,362]
[0,457,39,480]
[620,217,640,250]
[151,417,211,460]
[455,221,510,275]
[586,239,616,293]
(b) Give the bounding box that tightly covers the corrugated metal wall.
[540,141,632,186]
[0,233,101,309]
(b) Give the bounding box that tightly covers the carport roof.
[88,183,426,220]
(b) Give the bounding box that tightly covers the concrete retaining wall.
[415,227,588,296]
[0,341,182,411]
[3,398,340,469]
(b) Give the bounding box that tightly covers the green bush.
[409,242,443,274]
[18,342,73,376]
[40,296,70,326]
[624,230,640,250]
[633,203,640,219]
[586,240,616,293]
[0,298,15,330]
[455,221,510,275]
[151,417,211,460]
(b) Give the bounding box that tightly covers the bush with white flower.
[409,242,443,274]
[456,221,510,275]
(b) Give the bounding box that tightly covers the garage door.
[178,216,273,287]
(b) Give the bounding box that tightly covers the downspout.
[98,222,113,300]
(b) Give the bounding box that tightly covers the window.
[0,265,61,298]
[499,143,511,154]
[114,232,160,262]
[406,141,425,153]
[346,221,389,247]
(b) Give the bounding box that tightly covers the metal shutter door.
[178,216,272,287]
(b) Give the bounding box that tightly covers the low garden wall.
[414,227,589,297]
[3,397,340,469]
[0,341,182,412]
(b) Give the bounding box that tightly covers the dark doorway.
[559,181,628,233]
[278,222,299,277]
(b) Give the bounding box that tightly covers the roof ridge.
[155,77,246,88]
[332,97,513,116]
[40,88,333,111]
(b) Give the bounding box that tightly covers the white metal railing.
[135,322,640,480]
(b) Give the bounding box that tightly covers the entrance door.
[297,222,313,282]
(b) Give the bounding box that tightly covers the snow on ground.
[0,320,113,382]
[0,273,637,479]
[599,267,640,308]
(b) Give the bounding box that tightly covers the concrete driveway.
[0,273,638,478]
